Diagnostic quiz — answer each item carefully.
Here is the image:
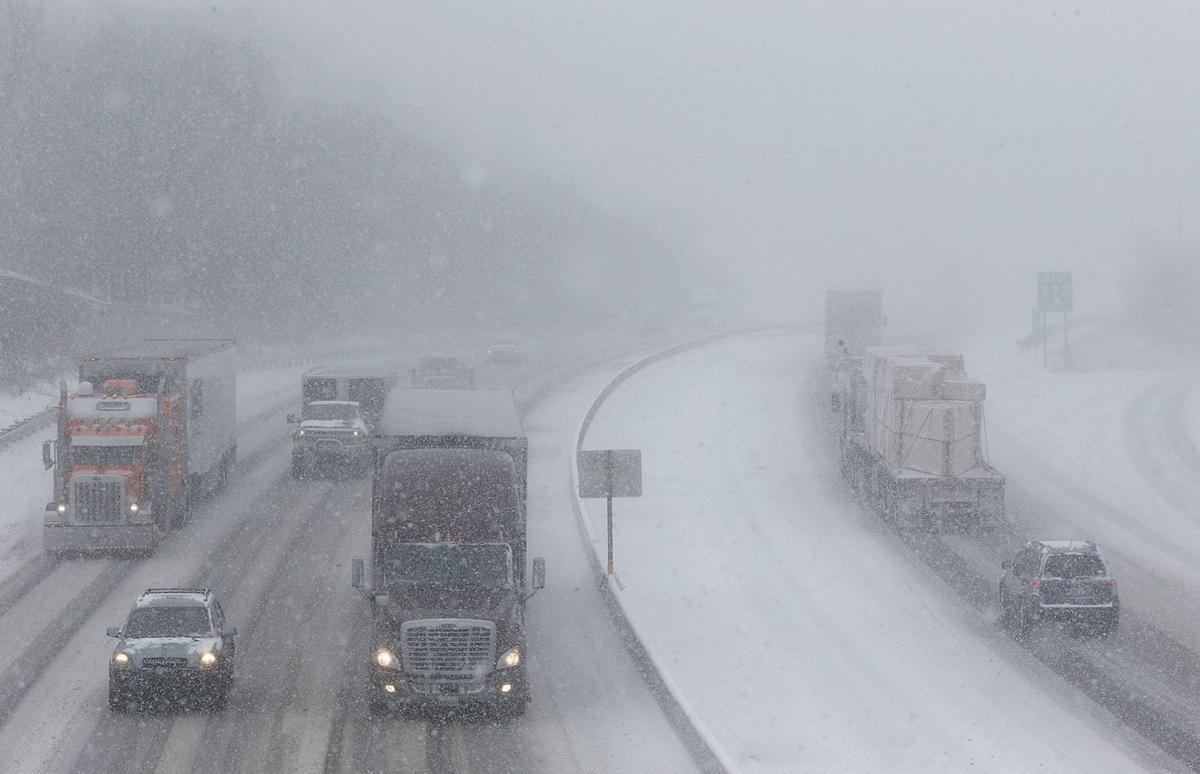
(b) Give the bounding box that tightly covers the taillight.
[1109,578,1117,588]
[1030,578,1041,588]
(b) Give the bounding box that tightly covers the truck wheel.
[368,699,391,716]
[108,684,128,712]
[291,457,306,480]
[210,684,230,711]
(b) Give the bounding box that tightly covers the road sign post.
[578,448,642,576]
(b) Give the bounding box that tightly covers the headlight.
[128,502,139,513]
[374,648,396,668]
[352,429,361,438]
[296,429,306,437]
[113,651,130,666]
[497,646,520,669]
[56,502,67,513]
[199,651,217,667]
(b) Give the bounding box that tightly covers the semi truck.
[352,389,545,716]
[825,290,884,409]
[287,364,395,478]
[42,339,237,554]
[837,348,1004,531]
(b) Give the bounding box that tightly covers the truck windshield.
[72,445,141,466]
[124,606,211,638]
[381,543,512,589]
[303,403,358,421]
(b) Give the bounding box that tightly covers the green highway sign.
[1038,271,1073,313]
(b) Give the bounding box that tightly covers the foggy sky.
[58,1,1200,338]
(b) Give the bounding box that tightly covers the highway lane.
[802,349,1200,770]
[0,339,699,773]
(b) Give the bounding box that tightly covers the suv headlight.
[113,651,131,667]
[497,646,520,669]
[374,648,397,669]
[199,651,218,668]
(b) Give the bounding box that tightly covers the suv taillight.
[1030,578,1041,588]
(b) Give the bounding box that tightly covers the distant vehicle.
[106,588,237,711]
[824,289,884,368]
[825,290,884,408]
[287,364,396,478]
[42,339,237,555]
[291,364,395,427]
[999,541,1119,636]
[289,400,370,478]
[410,355,476,389]
[486,336,527,364]
[837,349,1004,531]
[352,389,545,717]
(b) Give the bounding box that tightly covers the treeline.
[0,1,674,352]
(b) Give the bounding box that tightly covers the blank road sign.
[578,449,642,498]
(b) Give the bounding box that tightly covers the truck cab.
[290,400,370,478]
[353,389,544,717]
[42,339,237,555]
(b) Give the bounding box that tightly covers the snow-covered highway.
[579,329,1182,773]
[0,339,703,774]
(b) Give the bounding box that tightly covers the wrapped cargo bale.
[893,400,983,476]
[939,371,986,402]
[862,348,989,477]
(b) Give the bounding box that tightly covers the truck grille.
[301,429,359,445]
[400,619,496,678]
[72,477,124,523]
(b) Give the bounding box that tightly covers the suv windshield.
[381,543,513,590]
[1043,554,1106,580]
[124,606,212,638]
[303,403,358,421]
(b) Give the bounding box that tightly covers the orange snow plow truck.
[42,339,236,555]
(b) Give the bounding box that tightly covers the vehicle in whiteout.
[485,336,527,365]
[999,541,1119,636]
[42,339,237,554]
[287,365,394,477]
[410,355,475,389]
[106,588,237,711]
[836,348,1004,531]
[290,400,370,478]
[352,389,544,716]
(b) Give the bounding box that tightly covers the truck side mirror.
[373,594,391,607]
[105,626,122,638]
[532,557,546,590]
[286,414,298,424]
[42,439,55,470]
[222,627,238,637]
[351,557,364,588]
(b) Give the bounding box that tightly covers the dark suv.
[999,541,1118,635]
[107,587,237,710]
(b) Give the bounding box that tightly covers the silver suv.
[999,541,1119,636]
[106,587,237,710]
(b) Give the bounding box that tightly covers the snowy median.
[574,330,1173,774]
